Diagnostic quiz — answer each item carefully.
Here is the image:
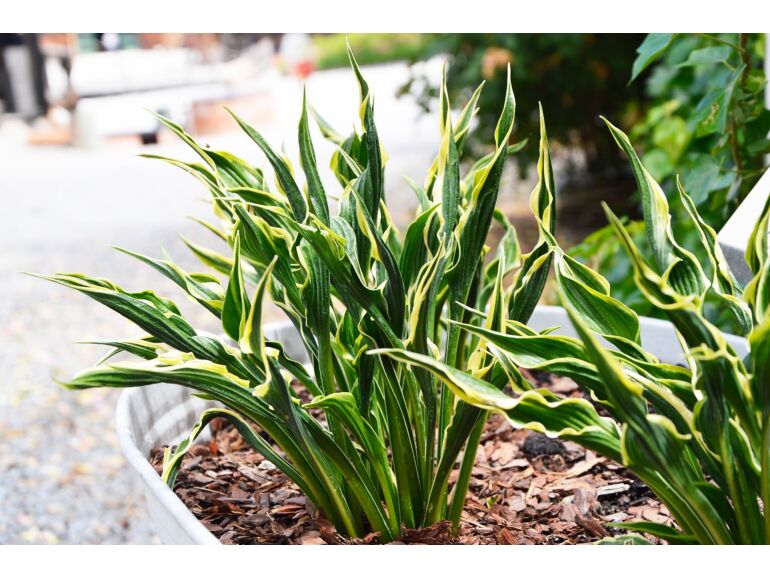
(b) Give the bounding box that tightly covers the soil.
[150,372,672,545]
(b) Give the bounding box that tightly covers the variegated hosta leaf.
[749,317,770,541]
[467,249,509,375]
[746,186,770,276]
[608,521,696,545]
[114,247,224,318]
[87,336,167,365]
[744,196,770,323]
[603,117,707,299]
[603,204,698,312]
[351,189,406,337]
[180,235,235,277]
[749,316,770,416]
[554,249,641,344]
[299,214,389,324]
[239,257,277,363]
[233,205,300,299]
[227,109,308,223]
[370,348,622,462]
[438,115,460,239]
[507,106,555,324]
[399,203,441,290]
[689,341,759,454]
[676,178,753,332]
[299,89,331,226]
[478,210,522,310]
[347,45,385,221]
[148,112,267,190]
[595,533,655,545]
[423,67,483,199]
[36,271,261,381]
[141,153,235,221]
[161,407,306,495]
[564,302,746,544]
[189,216,229,242]
[493,209,522,270]
[603,204,746,367]
[447,65,515,305]
[222,234,249,341]
[404,243,447,350]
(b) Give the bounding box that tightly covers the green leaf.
[299,89,330,225]
[222,235,248,341]
[691,65,745,137]
[678,46,732,67]
[370,348,622,461]
[610,521,696,544]
[227,108,308,222]
[603,118,707,299]
[555,250,641,343]
[630,34,676,82]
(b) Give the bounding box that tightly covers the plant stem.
[696,33,741,52]
[726,33,754,214]
[762,413,770,543]
[447,411,487,533]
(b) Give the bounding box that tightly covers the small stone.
[521,433,567,458]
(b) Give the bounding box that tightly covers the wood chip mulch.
[150,373,674,545]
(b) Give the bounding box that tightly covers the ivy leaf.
[692,64,745,137]
[630,34,676,82]
[678,46,732,68]
[682,158,733,205]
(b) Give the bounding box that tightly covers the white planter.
[718,167,770,285]
[116,306,748,544]
[116,321,309,545]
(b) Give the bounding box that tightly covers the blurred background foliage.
[314,33,430,70]
[631,33,769,226]
[404,33,647,178]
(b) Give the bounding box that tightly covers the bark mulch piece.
[150,373,672,545]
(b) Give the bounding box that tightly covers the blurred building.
[0,33,285,147]
[0,34,47,118]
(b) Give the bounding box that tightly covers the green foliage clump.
[42,50,567,542]
[398,116,770,544]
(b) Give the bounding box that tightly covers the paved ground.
[0,62,453,544]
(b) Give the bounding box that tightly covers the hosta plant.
[383,117,770,544]
[40,51,582,542]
